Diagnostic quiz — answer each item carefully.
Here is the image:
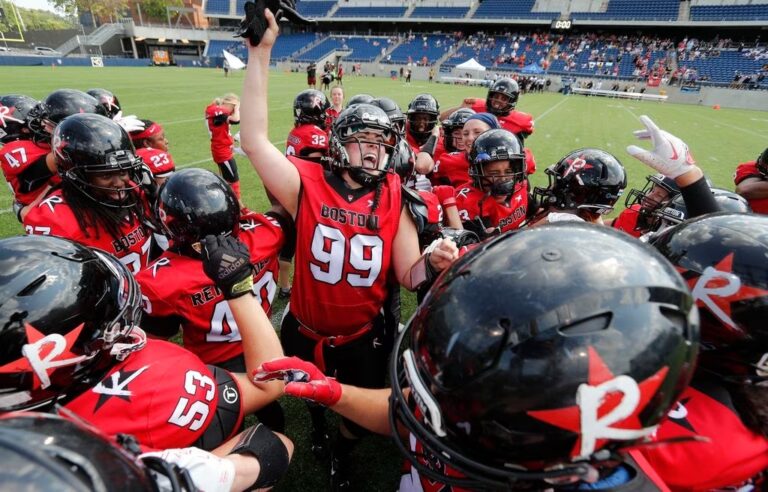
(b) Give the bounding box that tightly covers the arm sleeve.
[16,156,53,194]
[681,176,720,218]
[141,314,183,338]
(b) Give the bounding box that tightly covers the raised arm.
[239,8,300,217]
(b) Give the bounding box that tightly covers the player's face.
[345,131,390,171]
[89,170,133,202]
[480,160,515,203]
[331,88,344,107]
[409,114,431,133]
[463,119,491,152]
[641,185,670,211]
[146,130,169,152]
[488,92,510,110]
[451,128,465,151]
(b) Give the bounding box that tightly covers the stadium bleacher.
[297,0,337,17]
[410,7,470,18]
[571,0,679,21]
[473,0,560,19]
[204,0,230,16]
[333,6,407,17]
[387,35,455,64]
[690,3,768,20]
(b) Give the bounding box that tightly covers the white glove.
[140,447,235,492]
[626,115,696,179]
[414,173,432,192]
[113,111,146,133]
[233,131,241,143]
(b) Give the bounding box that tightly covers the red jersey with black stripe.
[733,161,768,214]
[432,151,470,188]
[205,103,235,163]
[290,157,401,336]
[455,183,528,232]
[136,212,284,365]
[65,339,242,450]
[136,147,175,177]
[23,189,153,275]
[0,139,58,205]
[642,378,768,491]
[285,124,329,159]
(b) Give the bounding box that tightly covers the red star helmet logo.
[0,322,92,390]
[681,253,768,338]
[527,346,668,459]
[310,95,323,109]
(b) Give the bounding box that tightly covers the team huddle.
[0,4,767,492]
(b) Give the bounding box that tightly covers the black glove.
[235,0,315,47]
[440,227,480,248]
[138,163,158,203]
[201,234,254,299]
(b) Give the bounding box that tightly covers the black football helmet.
[86,88,122,118]
[755,147,768,176]
[293,89,330,128]
[0,94,38,143]
[391,138,416,183]
[156,168,240,249]
[330,103,397,188]
[0,235,144,412]
[406,94,439,144]
[650,188,752,233]
[651,213,768,385]
[345,93,375,108]
[0,412,195,491]
[390,224,699,489]
[535,148,627,215]
[624,174,680,231]
[371,97,406,136]
[28,89,107,143]
[468,129,526,197]
[54,113,144,208]
[486,77,519,116]
[441,108,475,153]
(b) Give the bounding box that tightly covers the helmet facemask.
[331,127,397,188]
[471,156,526,199]
[61,151,144,209]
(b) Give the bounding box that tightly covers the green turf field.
[1,66,766,491]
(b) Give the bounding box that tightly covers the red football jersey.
[432,151,470,188]
[733,161,768,214]
[65,339,242,450]
[406,132,445,163]
[642,381,768,491]
[325,107,342,130]
[290,157,401,336]
[285,124,329,159]
[0,139,58,205]
[23,189,153,274]
[455,183,528,232]
[136,147,175,177]
[469,100,535,137]
[612,204,644,238]
[205,103,235,163]
[136,213,284,365]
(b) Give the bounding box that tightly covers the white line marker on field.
[536,97,569,121]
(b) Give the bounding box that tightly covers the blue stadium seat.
[410,7,469,18]
[333,6,407,17]
[205,0,230,15]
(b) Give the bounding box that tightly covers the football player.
[86,87,122,118]
[644,213,768,490]
[611,174,680,238]
[285,89,330,162]
[0,94,59,220]
[239,11,459,488]
[130,119,175,186]
[205,93,242,198]
[455,128,529,236]
[405,93,443,175]
[23,113,156,275]
[432,112,496,188]
[529,148,627,226]
[734,147,768,214]
[255,223,700,491]
[136,168,290,430]
[442,77,537,175]
[0,234,293,492]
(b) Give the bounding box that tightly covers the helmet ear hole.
[558,313,612,336]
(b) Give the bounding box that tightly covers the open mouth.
[362,152,379,169]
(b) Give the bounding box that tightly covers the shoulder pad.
[401,184,426,206]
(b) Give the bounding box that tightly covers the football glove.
[626,115,696,179]
[112,111,145,133]
[253,356,342,407]
[200,234,254,299]
[235,0,315,47]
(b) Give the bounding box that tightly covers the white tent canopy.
[455,58,486,72]
[223,50,246,70]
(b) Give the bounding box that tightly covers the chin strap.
[110,327,147,361]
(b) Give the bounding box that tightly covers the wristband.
[440,196,457,208]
